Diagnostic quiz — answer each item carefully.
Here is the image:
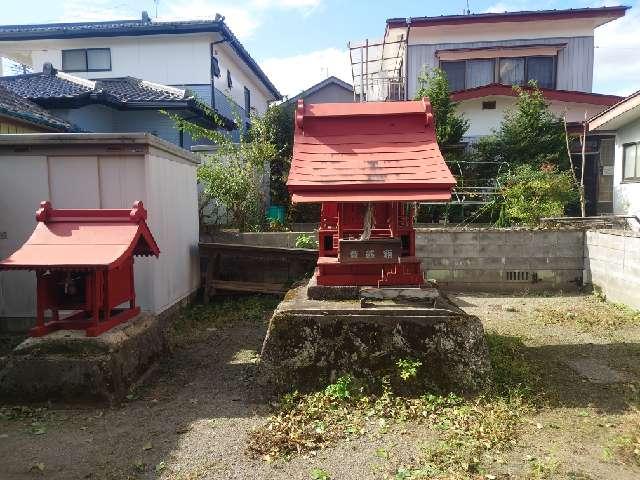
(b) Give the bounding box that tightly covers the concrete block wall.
[205,231,306,249]
[584,230,640,309]
[416,229,585,291]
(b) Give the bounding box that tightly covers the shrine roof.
[0,201,159,271]
[287,99,456,203]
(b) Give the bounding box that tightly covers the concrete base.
[260,281,491,394]
[0,313,167,404]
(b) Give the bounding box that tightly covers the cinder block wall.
[584,230,640,309]
[207,229,586,292]
[416,229,585,291]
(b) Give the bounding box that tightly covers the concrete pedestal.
[0,313,167,403]
[260,281,491,394]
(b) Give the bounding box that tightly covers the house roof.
[589,90,640,132]
[0,201,160,271]
[0,64,235,129]
[288,99,456,203]
[286,76,354,104]
[0,14,281,100]
[387,5,629,28]
[0,84,74,132]
[450,84,623,106]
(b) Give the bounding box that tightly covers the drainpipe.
[405,19,411,100]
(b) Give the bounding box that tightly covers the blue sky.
[1,0,638,96]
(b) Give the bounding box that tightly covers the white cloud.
[593,3,640,96]
[261,47,352,98]
[57,0,324,39]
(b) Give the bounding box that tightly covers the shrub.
[496,164,578,226]
[295,233,318,249]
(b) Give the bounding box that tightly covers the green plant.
[474,83,571,171]
[396,358,422,381]
[414,68,469,145]
[164,99,279,232]
[295,233,318,249]
[310,468,331,480]
[324,375,354,400]
[496,163,578,226]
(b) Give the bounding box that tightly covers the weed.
[607,411,640,467]
[527,456,560,478]
[397,358,422,381]
[534,297,640,333]
[310,468,330,479]
[295,233,318,249]
[324,375,354,400]
[168,295,279,347]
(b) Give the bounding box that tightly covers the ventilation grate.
[506,271,530,282]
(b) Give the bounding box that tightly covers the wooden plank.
[210,279,287,294]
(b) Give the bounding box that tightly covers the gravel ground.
[1,293,639,479]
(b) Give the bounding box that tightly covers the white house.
[350,6,629,215]
[589,92,640,227]
[0,12,281,130]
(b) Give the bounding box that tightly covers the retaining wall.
[584,230,640,309]
[416,229,585,291]
[208,229,586,292]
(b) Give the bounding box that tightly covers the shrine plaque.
[338,238,402,264]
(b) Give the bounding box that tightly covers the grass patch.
[168,294,280,347]
[607,409,640,467]
[534,295,640,332]
[248,333,540,478]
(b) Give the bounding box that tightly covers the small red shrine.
[288,99,456,287]
[0,201,160,337]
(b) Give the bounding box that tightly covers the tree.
[414,68,469,145]
[496,164,578,226]
[474,83,570,170]
[164,102,278,232]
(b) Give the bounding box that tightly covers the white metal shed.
[0,133,200,323]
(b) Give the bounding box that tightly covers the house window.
[466,59,494,89]
[499,56,555,88]
[441,54,556,91]
[623,143,640,182]
[211,56,220,78]
[499,57,525,85]
[244,87,251,114]
[441,61,465,91]
[62,48,111,72]
[227,69,233,88]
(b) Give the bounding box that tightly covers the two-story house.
[0,12,281,145]
[350,6,628,215]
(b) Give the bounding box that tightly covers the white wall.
[212,42,271,114]
[404,18,598,45]
[613,117,640,222]
[457,96,608,138]
[0,142,199,318]
[1,33,275,114]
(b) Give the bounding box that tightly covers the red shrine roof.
[288,99,456,203]
[0,201,160,270]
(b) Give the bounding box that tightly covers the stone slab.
[260,281,492,394]
[564,357,635,385]
[0,313,167,404]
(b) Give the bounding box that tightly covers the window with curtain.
[466,59,495,88]
[86,49,111,71]
[499,57,525,85]
[441,61,465,91]
[526,56,555,89]
[623,143,639,182]
[62,48,111,72]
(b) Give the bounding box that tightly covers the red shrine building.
[0,201,159,337]
[288,99,456,287]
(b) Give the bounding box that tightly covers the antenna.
[153,0,159,18]
[466,0,471,15]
